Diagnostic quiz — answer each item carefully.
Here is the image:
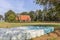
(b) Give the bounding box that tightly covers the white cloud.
[0,0,13,9]
[0,0,25,15]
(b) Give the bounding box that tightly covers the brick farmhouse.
[16,15,31,22]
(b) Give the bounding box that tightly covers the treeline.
[5,9,60,22]
[5,10,41,22]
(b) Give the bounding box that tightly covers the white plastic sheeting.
[25,29,44,39]
[0,26,54,40]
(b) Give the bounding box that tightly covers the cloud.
[0,0,25,15]
[0,0,43,16]
[0,0,13,9]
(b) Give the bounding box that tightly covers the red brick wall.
[16,15,31,21]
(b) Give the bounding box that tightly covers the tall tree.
[20,12,28,15]
[5,10,16,22]
[46,8,55,21]
[36,0,48,21]
[28,11,35,21]
[36,10,42,21]
[55,1,60,21]
[35,0,60,21]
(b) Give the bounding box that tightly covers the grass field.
[0,22,60,28]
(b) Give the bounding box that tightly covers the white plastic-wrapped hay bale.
[0,36,3,40]
[25,29,44,39]
[25,30,33,39]
[26,30,37,39]
[17,33,24,40]
[35,29,44,37]
[17,30,27,40]
[17,34,22,40]
[2,35,11,40]
[17,27,28,30]
[5,30,13,34]
[11,35,18,40]
[26,32,31,39]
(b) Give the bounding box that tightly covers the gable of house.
[16,15,31,22]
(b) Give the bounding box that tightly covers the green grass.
[49,37,57,40]
[0,22,60,28]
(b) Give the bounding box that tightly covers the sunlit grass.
[0,22,60,28]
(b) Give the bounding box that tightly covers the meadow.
[0,22,60,28]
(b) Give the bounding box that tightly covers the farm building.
[16,15,31,22]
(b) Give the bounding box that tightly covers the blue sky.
[0,0,43,15]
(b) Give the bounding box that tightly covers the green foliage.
[35,0,60,21]
[5,10,16,22]
[20,12,28,15]
[36,10,42,21]
[49,37,57,40]
[35,0,48,21]
[29,11,36,21]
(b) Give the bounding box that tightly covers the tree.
[45,5,60,21]
[35,0,60,21]
[55,12,60,21]
[28,11,35,21]
[35,0,59,7]
[36,10,42,21]
[20,12,28,15]
[35,0,48,21]
[5,10,16,22]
